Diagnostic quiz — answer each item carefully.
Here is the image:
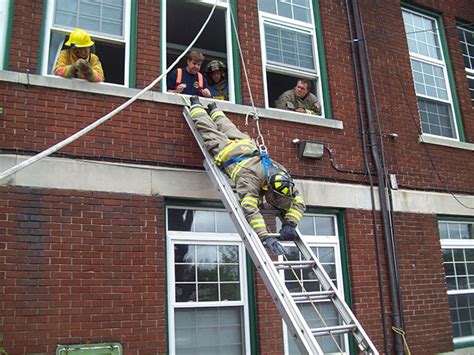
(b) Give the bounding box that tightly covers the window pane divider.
[260,12,315,29]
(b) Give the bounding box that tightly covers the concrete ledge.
[419,134,474,151]
[0,70,343,130]
[1,154,473,216]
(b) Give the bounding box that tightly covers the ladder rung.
[291,291,334,302]
[273,260,315,270]
[267,233,280,238]
[311,324,357,337]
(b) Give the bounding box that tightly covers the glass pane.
[221,283,240,300]
[175,308,243,354]
[198,284,219,301]
[194,211,216,232]
[265,24,315,70]
[417,98,455,138]
[259,0,276,14]
[220,265,239,281]
[219,245,239,263]
[298,216,314,235]
[176,265,196,282]
[197,245,218,263]
[448,294,474,338]
[176,284,197,302]
[315,216,335,236]
[318,247,335,263]
[175,244,195,263]
[168,209,194,231]
[198,264,218,282]
[439,222,448,239]
[216,212,237,233]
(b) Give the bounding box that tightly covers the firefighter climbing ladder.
[183,107,378,355]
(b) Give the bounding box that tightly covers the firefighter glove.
[279,222,298,241]
[75,59,91,73]
[262,236,287,255]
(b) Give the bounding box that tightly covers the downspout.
[348,0,404,353]
[343,0,390,353]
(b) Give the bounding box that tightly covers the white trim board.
[1,154,473,216]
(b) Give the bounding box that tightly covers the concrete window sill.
[418,134,474,151]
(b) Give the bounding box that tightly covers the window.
[258,0,324,115]
[279,214,349,354]
[167,207,251,355]
[458,25,474,106]
[40,0,131,85]
[163,0,235,101]
[402,9,459,139]
[0,0,11,70]
[440,220,474,346]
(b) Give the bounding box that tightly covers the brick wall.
[345,209,453,354]
[0,187,166,354]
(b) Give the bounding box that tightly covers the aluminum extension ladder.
[183,107,378,355]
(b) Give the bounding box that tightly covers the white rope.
[0,1,218,182]
[228,5,267,149]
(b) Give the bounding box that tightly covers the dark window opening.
[47,32,125,85]
[166,0,228,90]
[266,71,317,109]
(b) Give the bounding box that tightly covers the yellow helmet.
[65,28,94,48]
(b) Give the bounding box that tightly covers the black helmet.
[267,168,294,197]
[206,60,226,74]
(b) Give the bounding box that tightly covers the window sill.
[418,134,474,151]
[0,70,343,130]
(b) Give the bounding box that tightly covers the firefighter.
[167,51,211,97]
[188,96,306,255]
[54,28,104,82]
[276,79,321,115]
[205,60,229,101]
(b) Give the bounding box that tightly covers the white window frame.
[280,213,349,354]
[40,0,131,86]
[161,0,235,103]
[258,3,324,116]
[403,8,459,140]
[166,206,251,355]
[440,220,474,346]
[457,25,474,105]
[0,0,11,70]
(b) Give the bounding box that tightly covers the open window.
[258,0,323,115]
[40,0,131,86]
[163,0,234,102]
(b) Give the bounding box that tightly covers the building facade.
[0,0,473,354]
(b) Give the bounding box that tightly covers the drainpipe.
[348,0,404,353]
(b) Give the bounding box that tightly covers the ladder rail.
[183,108,323,354]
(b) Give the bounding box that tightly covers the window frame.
[457,24,474,106]
[439,218,474,348]
[0,0,13,70]
[166,205,251,355]
[402,7,462,141]
[39,0,132,87]
[160,0,236,103]
[258,1,325,116]
[279,212,350,354]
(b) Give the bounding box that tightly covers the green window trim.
[129,0,138,88]
[230,0,243,104]
[312,0,332,119]
[1,0,14,71]
[402,2,466,141]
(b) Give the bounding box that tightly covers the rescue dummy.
[188,96,306,255]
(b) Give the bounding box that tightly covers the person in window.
[53,28,104,83]
[205,60,229,101]
[187,96,306,255]
[275,79,321,115]
[167,51,211,97]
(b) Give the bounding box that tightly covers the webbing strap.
[219,149,259,168]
